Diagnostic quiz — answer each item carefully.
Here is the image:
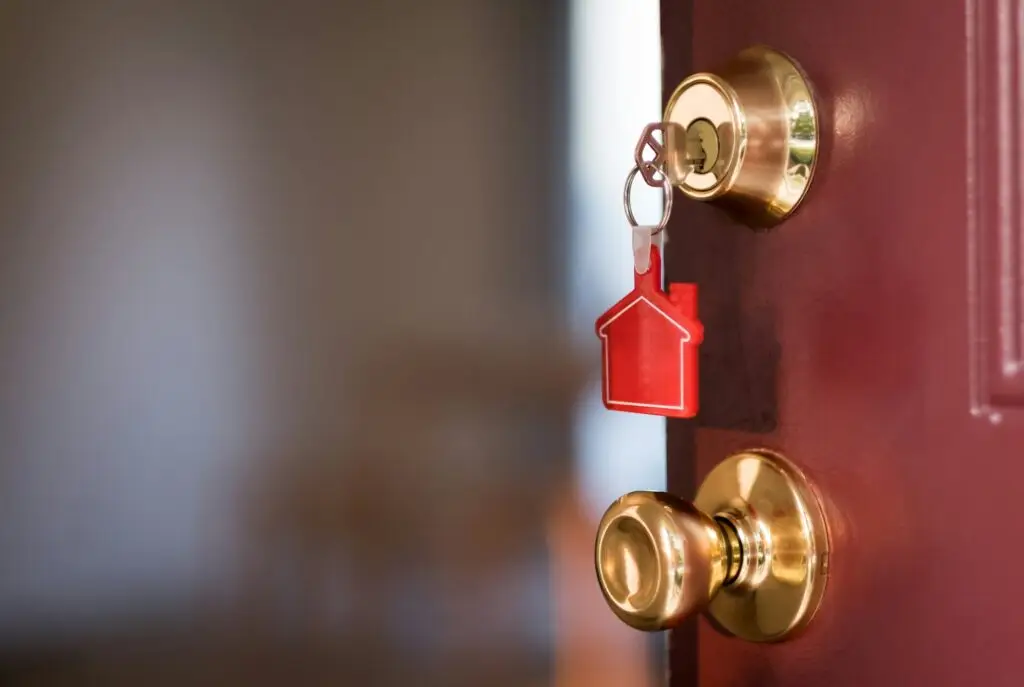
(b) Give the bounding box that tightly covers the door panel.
[665,0,1019,684]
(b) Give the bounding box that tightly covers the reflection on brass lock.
[594,450,829,642]
[663,46,818,228]
[685,119,719,173]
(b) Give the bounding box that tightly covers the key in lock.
[632,120,722,187]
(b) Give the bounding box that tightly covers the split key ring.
[622,163,674,235]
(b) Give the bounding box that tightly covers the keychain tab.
[632,225,661,274]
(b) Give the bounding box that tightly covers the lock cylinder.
[663,46,818,228]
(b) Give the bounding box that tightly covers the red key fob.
[595,245,703,418]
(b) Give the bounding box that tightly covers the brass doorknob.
[595,492,738,630]
[594,450,830,642]
[662,45,818,228]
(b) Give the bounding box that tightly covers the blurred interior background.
[0,1,666,685]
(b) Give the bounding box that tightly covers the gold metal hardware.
[663,45,818,228]
[685,119,718,173]
[594,450,829,642]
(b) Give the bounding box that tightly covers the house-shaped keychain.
[596,244,703,418]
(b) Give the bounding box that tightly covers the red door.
[664,0,1018,685]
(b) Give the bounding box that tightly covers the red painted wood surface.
[665,0,1023,684]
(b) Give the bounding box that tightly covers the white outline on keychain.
[597,298,694,412]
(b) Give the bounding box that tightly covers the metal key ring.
[623,164,674,234]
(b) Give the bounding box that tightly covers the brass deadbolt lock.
[594,450,829,642]
[663,46,819,228]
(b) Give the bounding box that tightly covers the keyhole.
[685,118,720,174]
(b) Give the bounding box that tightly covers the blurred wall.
[560,3,666,685]
[0,2,572,685]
